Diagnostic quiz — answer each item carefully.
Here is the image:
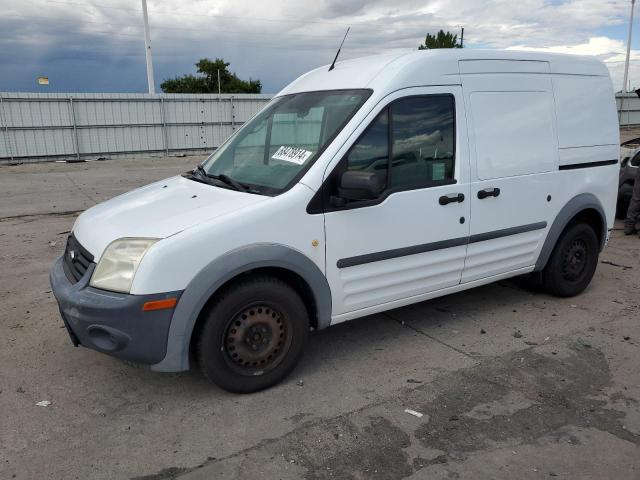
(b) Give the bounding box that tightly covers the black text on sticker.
[272,146,313,165]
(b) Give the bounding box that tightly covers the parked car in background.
[617,147,639,219]
[620,136,640,160]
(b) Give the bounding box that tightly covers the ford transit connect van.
[51,50,619,392]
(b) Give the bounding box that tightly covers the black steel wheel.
[561,239,588,282]
[223,304,292,375]
[197,276,309,393]
[542,222,599,297]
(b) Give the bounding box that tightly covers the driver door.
[322,86,471,319]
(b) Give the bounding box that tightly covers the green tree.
[418,30,463,49]
[161,58,261,94]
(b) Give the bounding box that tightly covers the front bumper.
[50,256,182,365]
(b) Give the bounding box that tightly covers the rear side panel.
[459,57,618,283]
[551,72,619,229]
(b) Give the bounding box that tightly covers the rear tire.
[542,222,599,297]
[197,276,309,393]
[616,184,633,220]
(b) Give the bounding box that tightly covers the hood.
[73,175,268,258]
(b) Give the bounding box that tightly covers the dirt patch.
[413,344,639,461]
[281,416,412,480]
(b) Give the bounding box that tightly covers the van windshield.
[199,89,371,194]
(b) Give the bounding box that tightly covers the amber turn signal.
[142,298,178,311]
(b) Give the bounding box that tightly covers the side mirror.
[338,170,385,201]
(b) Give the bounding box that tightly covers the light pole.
[141,0,156,94]
[623,0,636,93]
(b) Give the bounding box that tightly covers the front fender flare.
[151,243,331,372]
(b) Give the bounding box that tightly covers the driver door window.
[331,94,456,208]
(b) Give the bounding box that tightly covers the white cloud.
[507,37,640,91]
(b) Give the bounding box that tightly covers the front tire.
[197,276,309,393]
[542,223,599,297]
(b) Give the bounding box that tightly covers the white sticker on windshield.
[271,146,313,165]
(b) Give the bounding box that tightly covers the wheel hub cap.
[225,306,286,371]
[562,239,588,281]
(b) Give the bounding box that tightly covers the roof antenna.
[329,27,350,72]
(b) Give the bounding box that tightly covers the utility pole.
[460,27,464,48]
[141,0,156,94]
[623,0,636,93]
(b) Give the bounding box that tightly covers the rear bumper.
[50,256,182,365]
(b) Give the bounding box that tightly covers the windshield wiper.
[208,173,249,193]
[193,164,211,179]
[194,164,248,193]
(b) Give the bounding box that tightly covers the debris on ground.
[513,330,523,338]
[16,387,25,393]
[36,400,51,407]
[624,336,631,341]
[577,338,592,349]
[404,409,424,418]
[601,260,633,270]
[480,329,486,334]
[524,341,538,346]
[406,379,422,384]
[296,380,304,387]
[449,415,459,421]
[48,241,56,247]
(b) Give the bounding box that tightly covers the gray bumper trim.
[50,256,183,365]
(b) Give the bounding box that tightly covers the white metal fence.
[3,91,632,164]
[0,92,272,164]
[617,92,640,127]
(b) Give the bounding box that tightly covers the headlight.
[90,238,159,293]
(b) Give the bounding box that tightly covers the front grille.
[62,234,94,284]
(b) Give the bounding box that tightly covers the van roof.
[278,49,611,96]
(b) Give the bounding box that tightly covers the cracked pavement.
[1,156,639,479]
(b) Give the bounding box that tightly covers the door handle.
[439,193,465,205]
[477,188,500,199]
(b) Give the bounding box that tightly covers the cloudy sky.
[1,0,640,94]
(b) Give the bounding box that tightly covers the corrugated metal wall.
[0,92,272,163]
[617,92,640,127]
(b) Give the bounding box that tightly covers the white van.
[51,50,619,392]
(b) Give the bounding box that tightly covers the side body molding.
[534,193,607,272]
[151,243,331,372]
